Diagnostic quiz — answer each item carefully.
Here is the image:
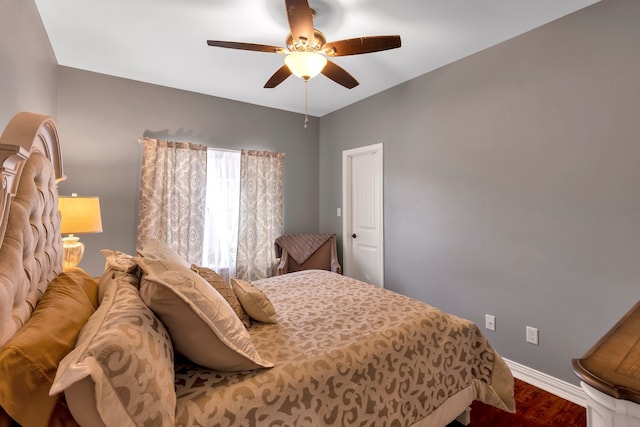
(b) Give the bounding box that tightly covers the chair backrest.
[275,234,341,275]
[286,238,332,272]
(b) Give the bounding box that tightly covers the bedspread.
[175,270,515,426]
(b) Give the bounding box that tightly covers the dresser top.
[572,300,640,404]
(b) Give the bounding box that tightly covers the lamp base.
[62,235,85,270]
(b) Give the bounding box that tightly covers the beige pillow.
[231,278,277,324]
[191,264,251,328]
[101,249,139,274]
[137,238,190,268]
[50,271,176,427]
[136,258,273,371]
[0,269,97,427]
[99,250,140,303]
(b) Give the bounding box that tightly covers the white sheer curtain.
[202,149,241,280]
[136,137,207,263]
[236,150,284,280]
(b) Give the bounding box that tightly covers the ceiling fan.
[206,0,402,90]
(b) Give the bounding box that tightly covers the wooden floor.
[448,378,587,427]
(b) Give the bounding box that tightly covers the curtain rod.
[138,137,242,154]
[139,137,285,157]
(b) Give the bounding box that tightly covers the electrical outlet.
[526,326,539,345]
[485,314,496,331]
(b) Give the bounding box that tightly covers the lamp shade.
[285,52,327,79]
[58,196,103,234]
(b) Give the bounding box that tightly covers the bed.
[0,112,515,427]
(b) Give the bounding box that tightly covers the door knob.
[352,233,357,238]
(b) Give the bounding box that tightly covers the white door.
[342,143,384,287]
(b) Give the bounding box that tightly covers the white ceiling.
[36,0,600,117]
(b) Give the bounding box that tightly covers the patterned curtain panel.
[137,138,207,263]
[236,150,284,280]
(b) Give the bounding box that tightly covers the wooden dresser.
[572,300,640,427]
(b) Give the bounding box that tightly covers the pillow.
[231,278,277,324]
[101,249,139,274]
[0,268,97,427]
[99,250,140,303]
[191,264,251,329]
[48,396,80,427]
[137,238,190,268]
[136,257,273,371]
[50,271,175,427]
[0,406,15,426]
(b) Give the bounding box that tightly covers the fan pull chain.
[304,78,309,129]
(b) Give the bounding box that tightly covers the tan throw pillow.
[99,249,140,303]
[191,265,251,329]
[0,269,97,427]
[136,258,273,371]
[231,278,277,324]
[137,238,190,268]
[101,249,139,274]
[50,271,175,427]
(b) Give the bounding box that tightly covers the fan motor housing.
[286,29,327,52]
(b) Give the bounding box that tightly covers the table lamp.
[58,193,103,270]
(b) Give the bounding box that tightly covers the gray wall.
[0,0,57,129]
[4,0,639,387]
[320,0,640,385]
[56,68,319,276]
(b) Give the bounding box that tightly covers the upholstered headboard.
[0,112,65,346]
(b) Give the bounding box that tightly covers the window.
[202,149,241,280]
[202,148,284,281]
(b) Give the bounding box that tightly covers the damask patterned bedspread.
[175,270,515,426]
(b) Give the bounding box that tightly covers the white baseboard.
[504,359,587,408]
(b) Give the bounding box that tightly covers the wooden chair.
[275,233,342,275]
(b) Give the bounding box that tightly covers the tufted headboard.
[0,112,65,347]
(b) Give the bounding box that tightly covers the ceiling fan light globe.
[285,52,327,80]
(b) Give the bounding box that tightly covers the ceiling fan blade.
[207,40,284,54]
[264,65,292,88]
[321,60,359,89]
[323,35,402,57]
[285,0,314,44]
